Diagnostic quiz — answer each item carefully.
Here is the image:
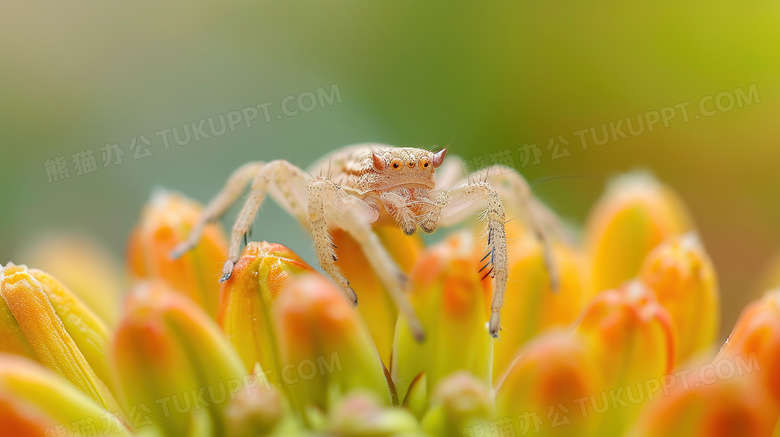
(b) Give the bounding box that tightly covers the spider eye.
[407,161,415,168]
[419,157,430,169]
[391,159,403,170]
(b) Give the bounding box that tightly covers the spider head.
[371,147,447,190]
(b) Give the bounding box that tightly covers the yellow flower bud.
[273,273,390,415]
[494,331,602,437]
[392,231,492,403]
[640,234,720,364]
[585,172,693,295]
[219,242,315,381]
[127,190,228,318]
[112,282,255,436]
[0,263,118,412]
[0,354,130,437]
[574,281,675,434]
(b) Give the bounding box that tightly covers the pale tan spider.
[171,144,559,341]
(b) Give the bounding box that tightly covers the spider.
[171,144,559,341]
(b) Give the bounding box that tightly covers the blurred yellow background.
[1,2,779,337]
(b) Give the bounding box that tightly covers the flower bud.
[325,392,423,436]
[112,282,253,436]
[627,371,778,437]
[420,371,493,437]
[331,226,424,365]
[640,234,720,364]
[391,231,492,403]
[494,331,602,437]
[574,281,675,434]
[273,273,390,414]
[219,242,315,378]
[127,190,228,318]
[717,288,780,406]
[0,263,118,411]
[0,354,130,437]
[585,172,693,295]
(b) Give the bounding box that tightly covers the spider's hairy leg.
[379,191,417,235]
[309,178,426,342]
[220,160,312,282]
[420,181,508,338]
[171,161,264,260]
[307,177,358,305]
[466,166,561,292]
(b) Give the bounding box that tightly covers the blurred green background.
[1,2,779,335]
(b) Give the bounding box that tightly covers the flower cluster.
[1,174,778,436]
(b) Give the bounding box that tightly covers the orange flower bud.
[627,371,778,437]
[640,234,720,364]
[219,242,316,379]
[112,282,253,436]
[0,263,118,411]
[392,231,492,403]
[717,288,780,407]
[127,190,228,318]
[494,331,602,437]
[574,281,675,434]
[273,273,390,414]
[331,225,424,365]
[585,172,693,295]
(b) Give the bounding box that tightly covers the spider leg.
[219,160,312,281]
[171,161,264,260]
[434,163,562,292]
[420,180,508,337]
[378,191,417,235]
[308,177,425,341]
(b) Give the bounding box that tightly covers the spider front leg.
[219,160,312,282]
[420,181,509,338]
[379,191,417,235]
[308,178,426,341]
[171,161,264,260]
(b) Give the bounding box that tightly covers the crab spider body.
[171,144,559,341]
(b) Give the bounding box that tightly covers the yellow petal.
[219,242,315,380]
[18,233,124,327]
[112,282,251,436]
[585,172,693,296]
[0,264,118,412]
[0,354,131,437]
[127,190,228,318]
[274,273,390,414]
[640,234,720,364]
[392,231,492,404]
[331,225,424,365]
